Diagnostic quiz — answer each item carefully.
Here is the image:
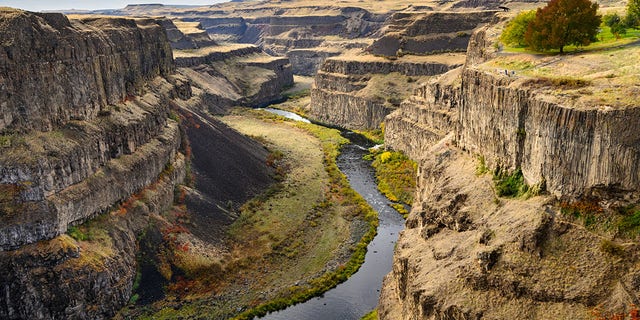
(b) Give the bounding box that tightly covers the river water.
[259,109,405,320]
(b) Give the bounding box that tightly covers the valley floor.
[118,106,373,319]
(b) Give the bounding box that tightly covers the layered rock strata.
[0,8,286,319]
[159,18,217,50]
[367,11,497,56]
[0,12,173,133]
[174,44,294,109]
[309,54,464,130]
[379,144,640,320]
[0,11,182,250]
[380,20,640,320]
[384,67,461,160]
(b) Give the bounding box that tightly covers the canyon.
[1,0,640,319]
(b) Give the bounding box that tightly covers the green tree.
[603,13,627,38]
[525,0,601,53]
[627,0,640,28]
[500,10,536,46]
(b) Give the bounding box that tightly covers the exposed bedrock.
[368,11,497,56]
[0,154,185,320]
[378,145,640,320]
[380,21,640,320]
[458,68,640,199]
[0,11,173,133]
[158,18,217,50]
[384,68,461,161]
[174,44,294,110]
[309,55,464,130]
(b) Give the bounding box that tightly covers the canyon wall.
[0,12,173,133]
[367,11,497,56]
[309,55,464,130]
[0,10,181,250]
[0,9,284,319]
[379,21,640,320]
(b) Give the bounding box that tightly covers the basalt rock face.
[174,44,294,110]
[0,11,174,134]
[458,68,640,199]
[384,67,461,160]
[380,21,640,320]
[378,145,640,320]
[0,8,282,319]
[0,10,190,319]
[368,11,497,57]
[158,18,217,50]
[0,11,184,251]
[309,55,464,130]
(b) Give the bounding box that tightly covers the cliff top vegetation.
[483,6,640,110]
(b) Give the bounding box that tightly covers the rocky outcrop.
[309,54,464,130]
[379,144,640,320]
[0,11,183,250]
[174,44,294,110]
[367,11,497,57]
[380,18,640,320]
[0,8,285,319]
[158,18,217,50]
[384,68,461,160]
[0,11,173,133]
[0,153,185,320]
[458,67,640,198]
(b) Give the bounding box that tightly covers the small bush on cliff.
[500,10,536,47]
[525,0,601,53]
[494,168,530,198]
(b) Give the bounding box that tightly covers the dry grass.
[484,43,640,109]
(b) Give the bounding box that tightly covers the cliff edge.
[379,14,640,320]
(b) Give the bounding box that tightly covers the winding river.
[259,109,405,320]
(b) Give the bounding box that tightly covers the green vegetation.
[627,0,640,27]
[603,13,628,38]
[227,112,378,320]
[525,0,601,53]
[390,203,409,218]
[500,0,640,54]
[369,150,416,206]
[283,88,310,100]
[500,10,536,47]
[493,168,545,199]
[560,202,640,240]
[475,156,489,176]
[615,205,640,237]
[355,123,385,145]
[67,226,91,241]
[361,309,379,320]
[494,168,529,198]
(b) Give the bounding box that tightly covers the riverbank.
[119,105,377,319]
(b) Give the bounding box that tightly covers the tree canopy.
[627,0,640,28]
[524,0,601,53]
[500,10,536,46]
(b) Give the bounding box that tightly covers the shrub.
[493,168,532,198]
[500,10,536,46]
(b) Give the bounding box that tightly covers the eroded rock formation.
[379,17,640,320]
[0,8,288,319]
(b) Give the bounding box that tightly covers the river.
[259,109,405,320]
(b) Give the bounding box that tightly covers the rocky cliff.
[367,11,497,57]
[309,54,464,130]
[0,8,283,319]
[173,43,293,109]
[379,15,640,320]
[158,18,217,50]
[110,2,389,75]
